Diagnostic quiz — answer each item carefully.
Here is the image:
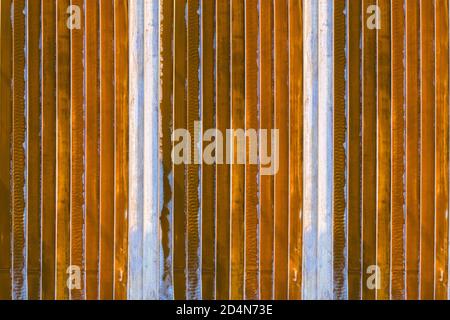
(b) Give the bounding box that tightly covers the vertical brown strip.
[274,0,289,300]
[160,0,174,300]
[27,0,42,300]
[56,0,71,300]
[41,0,57,300]
[362,0,377,301]
[347,0,362,300]
[85,0,100,300]
[70,0,85,301]
[12,0,27,299]
[259,0,274,300]
[0,0,12,301]
[435,0,449,300]
[187,0,201,300]
[114,0,129,300]
[201,0,216,300]
[230,0,245,300]
[173,0,187,300]
[99,0,115,300]
[419,0,435,300]
[405,0,420,300]
[244,0,259,300]
[288,0,302,301]
[333,0,347,300]
[390,0,406,300]
[376,0,391,300]
[215,0,231,300]
[391,0,406,301]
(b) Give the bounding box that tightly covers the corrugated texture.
[2,0,450,301]
[343,0,449,301]
[56,0,71,300]
[201,0,216,301]
[70,0,85,301]
[259,0,274,300]
[0,0,13,301]
[288,0,303,301]
[173,0,187,300]
[128,0,144,300]
[41,0,57,300]
[215,0,231,300]
[317,0,333,300]
[141,0,160,300]
[376,0,391,300]
[303,0,319,299]
[406,0,421,300]
[0,0,129,300]
[333,0,347,300]
[362,0,377,301]
[186,0,201,300]
[27,0,42,301]
[274,0,290,300]
[85,0,100,300]
[230,0,245,301]
[391,0,406,301]
[99,0,115,300]
[12,0,27,300]
[245,0,259,300]
[347,0,363,301]
[158,0,173,300]
[113,0,129,300]
[435,0,450,300]
[420,0,436,300]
